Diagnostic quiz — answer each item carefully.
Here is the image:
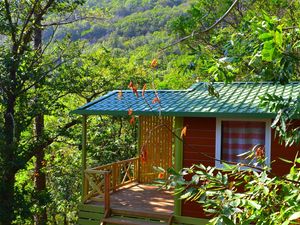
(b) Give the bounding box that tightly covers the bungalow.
[72,82,300,225]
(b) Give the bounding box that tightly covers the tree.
[170,0,300,83]
[0,1,86,224]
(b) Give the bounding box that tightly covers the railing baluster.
[83,157,139,203]
[104,171,111,216]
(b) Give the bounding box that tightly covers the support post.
[81,115,88,202]
[137,116,142,183]
[112,163,117,192]
[174,117,184,216]
[104,171,111,216]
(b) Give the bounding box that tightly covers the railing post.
[174,117,183,216]
[104,171,111,217]
[137,116,141,183]
[112,163,117,192]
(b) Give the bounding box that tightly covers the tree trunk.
[33,14,47,225]
[34,115,47,225]
[0,74,17,224]
[0,169,17,225]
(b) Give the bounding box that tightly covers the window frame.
[215,118,271,168]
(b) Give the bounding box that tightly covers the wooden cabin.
[72,82,300,225]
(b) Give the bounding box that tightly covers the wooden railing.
[83,157,139,203]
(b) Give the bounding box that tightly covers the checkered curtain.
[221,121,265,163]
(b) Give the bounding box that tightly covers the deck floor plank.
[87,183,174,214]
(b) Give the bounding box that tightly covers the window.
[215,119,271,168]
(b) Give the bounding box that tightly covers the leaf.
[142,84,146,97]
[180,190,193,199]
[247,200,261,209]
[258,32,273,40]
[279,157,293,164]
[261,40,275,61]
[181,126,187,138]
[288,212,300,221]
[221,216,235,225]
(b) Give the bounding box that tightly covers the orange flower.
[128,108,133,115]
[255,145,265,159]
[152,96,160,104]
[158,173,164,179]
[142,84,146,97]
[150,59,158,68]
[132,86,139,97]
[128,81,133,88]
[130,116,135,125]
[181,126,187,138]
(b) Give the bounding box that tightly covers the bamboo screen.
[139,116,174,183]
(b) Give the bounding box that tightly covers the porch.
[78,157,208,225]
[78,115,208,224]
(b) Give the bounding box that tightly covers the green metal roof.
[71,82,300,118]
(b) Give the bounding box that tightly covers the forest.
[0,0,299,224]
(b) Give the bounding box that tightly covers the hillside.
[44,0,197,89]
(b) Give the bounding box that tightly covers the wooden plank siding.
[182,117,216,218]
[182,117,216,168]
[271,120,300,176]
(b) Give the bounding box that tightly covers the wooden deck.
[87,183,174,214]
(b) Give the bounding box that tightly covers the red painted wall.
[181,117,300,218]
[182,117,216,218]
[271,120,300,176]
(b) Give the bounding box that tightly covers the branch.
[4,0,16,43]
[25,118,81,162]
[160,0,240,52]
[17,0,39,48]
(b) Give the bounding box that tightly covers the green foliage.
[260,93,300,146]
[171,0,300,83]
[167,156,300,225]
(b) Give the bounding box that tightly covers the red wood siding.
[182,117,216,168]
[181,117,300,218]
[182,117,216,218]
[271,120,300,176]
